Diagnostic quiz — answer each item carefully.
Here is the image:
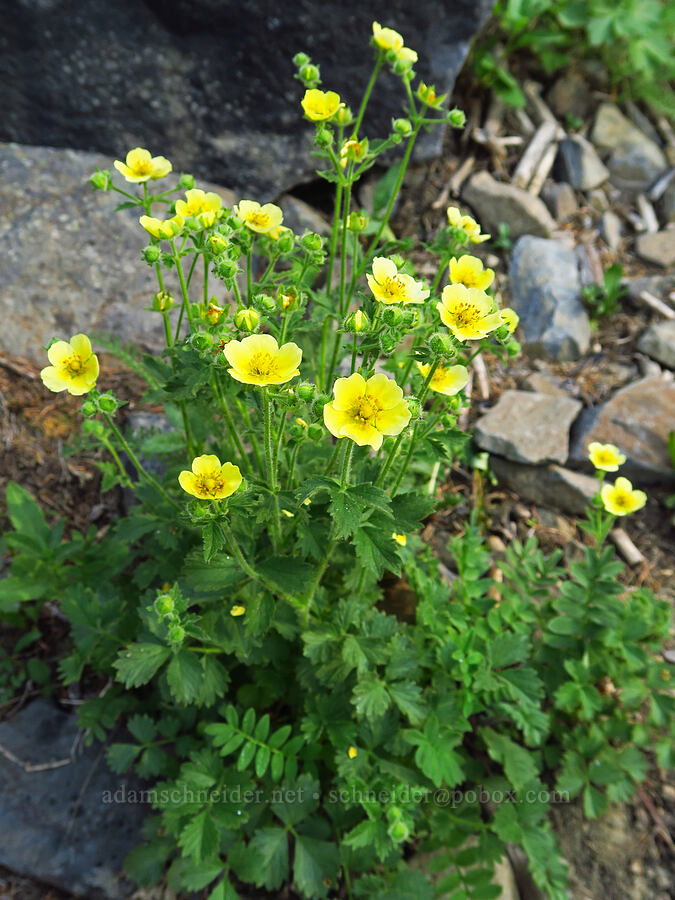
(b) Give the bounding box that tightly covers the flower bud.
[154,594,174,616]
[447,107,466,128]
[406,398,421,419]
[258,294,277,312]
[152,290,175,311]
[506,338,521,357]
[82,419,106,439]
[209,233,229,256]
[301,232,323,252]
[307,423,324,441]
[428,332,454,355]
[382,306,403,326]
[392,117,413,136]
[312,394,331,416]
[191,331,214,351]
[179,173,195,190]
[277,231,294,253]
[344,309,370,333]
[88,169,110,191]
[334,105,354,127]
[81,400,97,417]
[168,623,185,644]
[340,138,368,167]
[293,51,310,67]
[401,309,418,328]
[417,82,446,108]
[389,253,405,269]
[98,393,118,413]
[297,382,316,402]
[205,302,224,325]
[234,307,260,331]
[347,211,369,232]
[390,133,403,145]
[379,333,399,354]
[289,423,306,440]
[388,820,410,843]
[299,62,320,85]
[215,258,238,281]
[142,245,161,264]
[315,125,334,148]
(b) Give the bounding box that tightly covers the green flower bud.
[209,233,229,255]
[447,108,466,128]
[179,173,195,190]
[81,400,97,417]
[382,306,403,326]
[191,331,214,351]
[344,309,370,333]
[428,332,454,355]
[168,623,185,644]
[288,423,306,440]
[215,258,238,280]
[392,117,413,136]
[388,820,410,843]
[347,211,369,232]
[82,419,106,439]
[506,338,521,357]
[277,232,294,253]
[299,62,320,85]
[315,125,334,148]
[307,423,324,441]
[142,245,161,264]
[297,382,316,402]
[301,232,323,252]
[152,290,175,311]
[154,594,174,616]
[258,294,277,312]
[335,105,354,127]
[401,309,417,327]
[98,394,117,413]
[312,394,331,416]
[234,307,260,331]
[88,169,110,191]
[407,398,421,419]
[293,52,310,67]
[390,253,405,268]
[379,333,399,354]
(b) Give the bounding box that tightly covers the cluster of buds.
[81,389,121,418]
[293,52,320,88]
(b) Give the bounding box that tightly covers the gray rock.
[462,171,556,239]
[278,194,331,236]
[558,135,609,190]
[657,177,675,225]
[509,236,591,361]
[474,390,582,465]
[635,231,675,268]
[0,143,238,363]
[627,273,675,304]
[591,104,667,193]
[0,699,147,899]
[600,211,622,250]
[547,71,593,121]
[521,371,570,398]
[637,321,675,369]
[0,0,494,197]
[569,376,675,484]
[491,457,598,515]
[541,182,578,223]
[587,188,610,213]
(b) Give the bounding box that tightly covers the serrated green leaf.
[166,650,203,704]
[248,827,289,889]
[293,835,339,900]
[107,743,141,773]
[127,713,157,744]
[179,809,219,862]
[480,727,538,791]
[113,643,171,688]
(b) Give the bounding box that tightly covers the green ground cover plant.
[1,20,672,900]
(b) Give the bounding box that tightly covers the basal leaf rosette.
[40,334,99,396]
[437,284,503,341]
[178,454,242,500]
[324,372,411,450]
[223,334,302,386]
[113,147,172,183]
[366,257,429,305]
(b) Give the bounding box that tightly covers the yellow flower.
[348,746,358,759]
[396,46,418,66]
[588,442,626,473]
[139,214,184,240]
[417,82,446,108]
[323,372,411,450]
[40,334,99,396]
[416,362,468,397]
[499,308,519,334]
[301,88,343,122]
[230,605,246,617]
[449,255,494,291]
[366,257,429,305]
[175,188,223,227]
[392,533,407,546]
[296,417,309,429]
[223,334,302,386]
[205,303,224,325]
[270,224,293,242]
[113,147,172,183]
[601,477,647,517]
[234,200,284,234]
[340,138,368,168]
[372,21,404,52]
[447,206,490,243]
[437,284,503,341]
[178,454,242,500]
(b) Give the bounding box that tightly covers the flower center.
[383,276,406,299]
[248,351,279,377]
[195,472,225,497]
[64,354,84,375]
[452,302,481,326]
[247,211,271,228]
[614,491,629,508]
[133,160,154,175]
[352,395,379,424]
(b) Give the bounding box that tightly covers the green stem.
[353,57,384,138]
[387,358,441,496]
[203,255,209,303]
[263,387,282,550]
[212,376,252,475]
[235,398,264,476]
[171,239,196,332]
[246,247,252,302]
[326,182,343,295]
[350,333,359,374]
[340,441,355,488]
[323,441,342,477]
[100,436,133,488]
[286,442,301,490]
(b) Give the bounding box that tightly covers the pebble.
[462,170,556,239]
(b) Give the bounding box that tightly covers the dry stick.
[512,121,559,190]
[528,141,559,196]
[636,194,660,234]
[458,369,473,432]
[513,107,536,137]
[609,528,645,567]
[637,290,675,320]
[447,155,475,199]
[523,80,559,127]
[0,742,71,772]
[472,353,490,401]
[649,168,675,203]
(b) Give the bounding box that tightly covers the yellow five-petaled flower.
[437,284,503,341]
[372,21,404,52]
[178,454,242,500]
[175,189,224,228]
[139,214,184,240]
[449,255,494,291]
[113,147,172,183]
[235,200,284,235]
[223,334,302,386]
[447,206,490,244]
[366,257,429,305]
[600,477,647,517]
[40,334,99,396]
[416,362,469,397]
[588,442,626,472]
[324,372,411,450]
[301,89,343,122]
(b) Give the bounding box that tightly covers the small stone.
[657,178,675,225]
[462,170,556,239]
[636,354,662,377]
[541,182,578,223]
[522,371,570,398]
[475,390,582,464]
[587,188,610,212]
[569,376,675,483]
[278,194,330,236]
[637,320,675,369]
[509,236,591,361]
[490,458,599,515]
[600,211,622,250]
[627,273,675,304]
[558,135,609,190]
[591,104,667,193]
[635,231,675,268]
[547,71,593,121]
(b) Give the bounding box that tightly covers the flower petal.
[366,373,404,409]
[375,401,411,436]
[323,402,349,439]
[192,454,222,475]
[371,257,397,285]
[276,341,303,375]
[332,373,366,411]
[339,420,383,450]
[178,471,198,496]
[47,340,71,366]
[69,334,93,359]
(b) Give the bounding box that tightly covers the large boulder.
[0,0,494,197]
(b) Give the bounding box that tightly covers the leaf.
[372,161,403,219]
[113,643,171,688]
[248,827,289,889]
[200,656,230,707]
[256,556,317,597]
[179,810,219,862]
[124,841,173,886]
[490,632,530,668]
[208,880,240,900]
[107,743,141,773]
[329,490,363,539]
[127,713,157,744]
[480,727,539,792]
[388,681,426,725]
[166,650,203,704]
[352,675,391,720]
[5,482,51,546]
[271,774,319,826]
[353,521,402,577]
[390,492,436,533]
[293,835,339,900]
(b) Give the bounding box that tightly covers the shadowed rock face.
[0,0,494,197]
